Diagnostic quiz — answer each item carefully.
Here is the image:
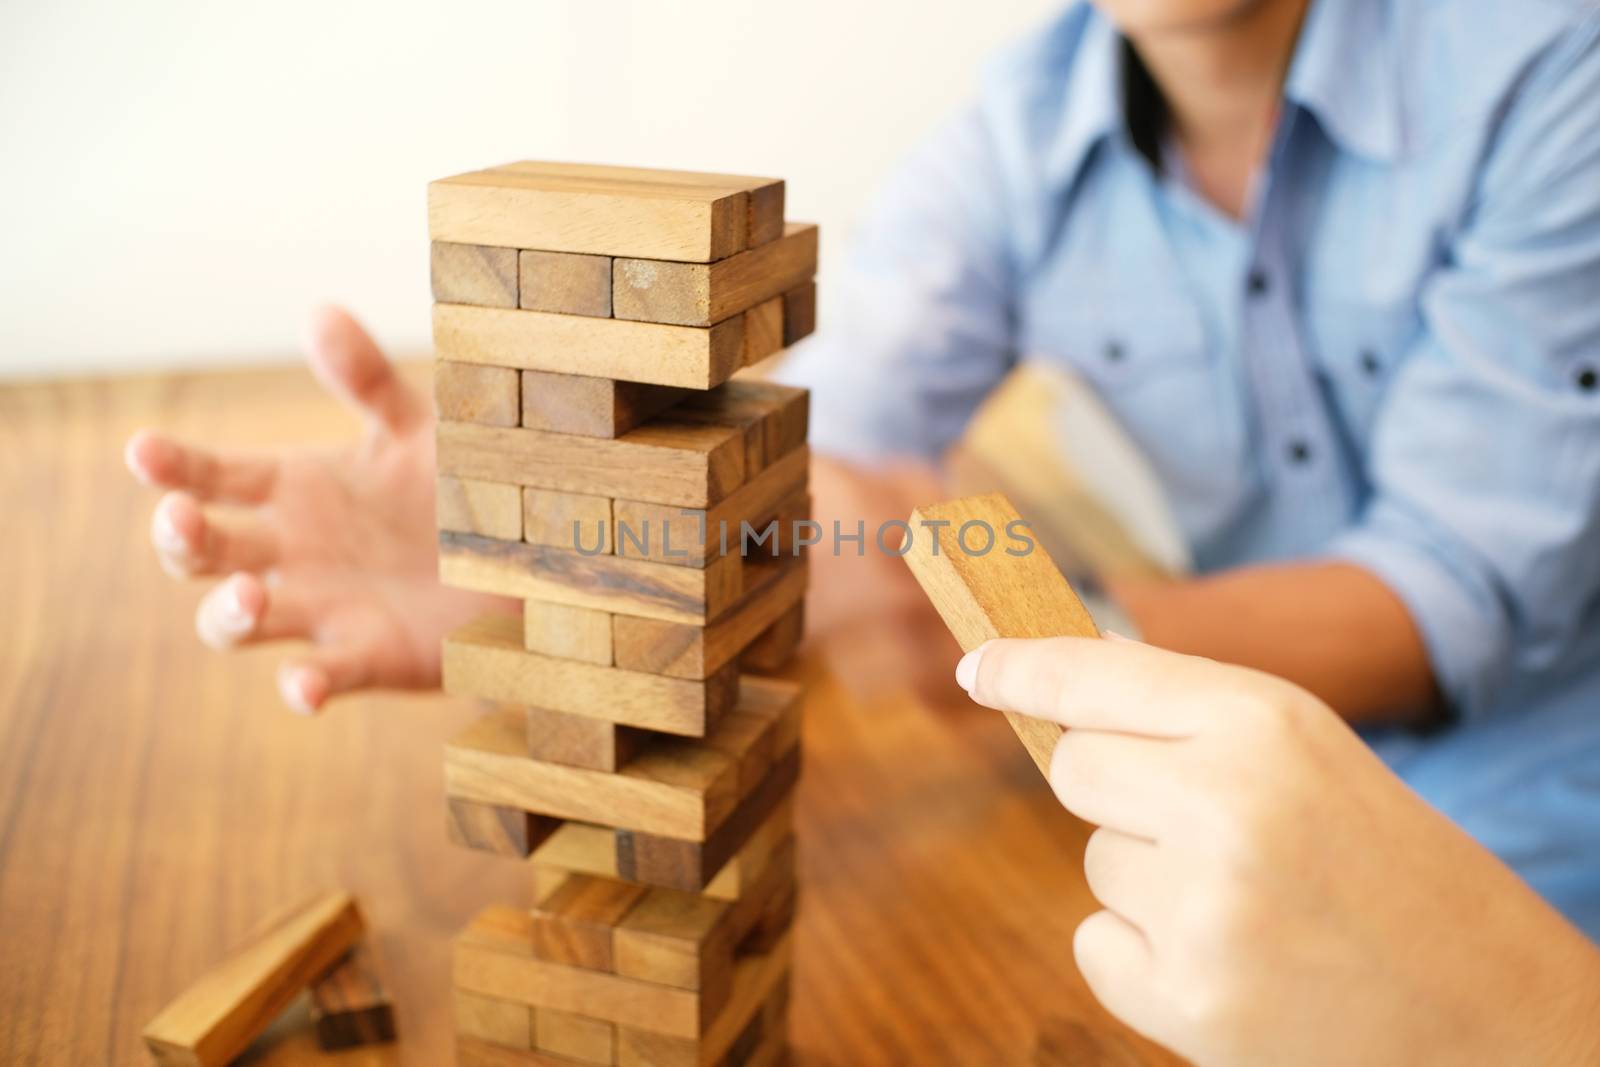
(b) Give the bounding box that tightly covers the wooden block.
[701,798,794,903]
[535,1008,615,1064]
[444,614,739,734]
[519,250,612,317]
[433,241,519,308]
[437,417,746,509]
[457,1036,580,1066]
[429,161,782,262]
[455,989,535,1049]
[902,493,1099,776]
[524,600,612,665]
[437,361,521,427]
[617,745,800,892]
[440,531,746,626]
[668,380,809,481]
[439,475,524,541]
[434,304,744,390]
[532,874,648,971]
[310,943,396,1050]
[742,297,785,368]
[615,931,795,1067]
[523,487,613,554]
[526,706,644,773]
[613,558,805,681]
[613,224,818,328]
[614,445,808,568]
[741,601,804,673]
[780,282,816,348]
[142,891,364,1067]
[522,369,689,439]
[448,797,561,859]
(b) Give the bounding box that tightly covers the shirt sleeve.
[1329,16,1600,720]
[774,100,1020,461]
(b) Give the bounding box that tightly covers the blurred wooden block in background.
[455,989,535,1050]
[523,600,613,666]
[612,223,817,328]
[526,706,645,773]
[521,369,688,439]
[447,797,560,859]
[436,361,521,427]
[518,250,612,318]
[429,161,783,262]
[433,242,520,308]
[438,475,524,541]
[310,942,397,1050]
[141,890,364,1067]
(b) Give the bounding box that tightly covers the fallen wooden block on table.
[901,492,1101,776]
[141,890,365,1066]
[309,942,397,1050]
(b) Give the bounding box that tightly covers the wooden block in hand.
[444,614,739,734]
[310,943,396,1050]
[523,600,612,666]
[534,1008,615,1064]
[531,873,647,971]
[447,797,560,859]
[438,475,523,541]
[141,890,364,1067]
[440,532,745,626]
[612,557,806,680]
[522,487,613,554]
[433,242,519,308]
[437,417,746,509]
[781,281,816,348]
[526,706,644,773]
[436,362,521,427]
[429,161,783,262]
[741,601,804,673]
[902,493,1100,777]
[519,250,612,317]
[455,989,535,1050]
[521,369,688,439]
[612,223,818,328]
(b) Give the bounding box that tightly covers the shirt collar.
[1041,11,1125,192]
[1283,0,1406,162]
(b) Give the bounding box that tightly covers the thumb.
[303,305,425,437]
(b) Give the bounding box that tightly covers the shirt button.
[1359,350,1381,376]
[1577,366,1598,392]
[1247,269,1270,297]
[1287,439,1312,464]
[1104,340,1126,363]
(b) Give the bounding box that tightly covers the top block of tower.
[429,161,785,263]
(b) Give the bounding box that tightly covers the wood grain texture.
[432,242,520,308]
[521,369,688,439]
[437,417,746,510]
[455,990,535,1050]
[531,874,647,972]
[903,493,1100,777]
[669,380,808,482]
[0,364,1176,1067]
[525,706,644,773]
[742,297,785,368]
[780,282,816,349]
[310,943,397,1050]
[429,161,781,262]
[522,487,612,554]
[447,797,561,859]
[613,223,818,328]
[741,602,804,674]
[141,890,364,1066]
[438,475,524,541]
[434,304,744,390]
[518,250,612,318]
[523,600,613,665]
[443,614,739,735]
[613,560,808,680]
[439,531,745,626]
[436,362,521,427]
[533,1007,614,1064]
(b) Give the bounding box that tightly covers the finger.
[277,643,372,716]
[1048,730,1179,839]
[957,636,1235,737]
[195,572,317,650]
[1082,827,1166,930]
[304,305,424,437]
[1073,910,1166,1045]
[125,430,278,504]
[152,492,280,578]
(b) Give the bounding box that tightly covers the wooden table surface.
[0,366,1177,1067]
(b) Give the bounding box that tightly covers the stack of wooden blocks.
[427,161,816,1067]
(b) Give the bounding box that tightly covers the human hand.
[124,306,514,715]
[958,637,1600,1067]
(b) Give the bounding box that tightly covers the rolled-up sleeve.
[775,100,1019,461]
[1329,18,1600,719]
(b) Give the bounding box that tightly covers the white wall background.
[0,0,1062,378]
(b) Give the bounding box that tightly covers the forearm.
[1107,561,1439,725]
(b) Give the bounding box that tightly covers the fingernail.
[153,510,189,558]
[216,581,253,635]
[278,666,316,716]
[955,645,986,692]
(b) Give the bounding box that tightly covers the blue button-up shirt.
[782,0,1600,934]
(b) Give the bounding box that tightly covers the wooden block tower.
[428,161,815,1067]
